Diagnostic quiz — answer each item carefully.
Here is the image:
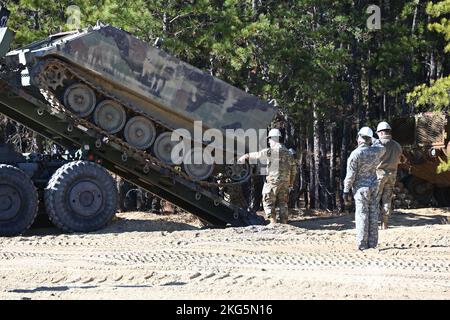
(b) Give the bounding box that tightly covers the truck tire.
[0,164,38,236]
[45,161,117,232]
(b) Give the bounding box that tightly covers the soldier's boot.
[280,214,288,224]
[381,215,389,229]
[267,215,277,226]
[279,204,289,224]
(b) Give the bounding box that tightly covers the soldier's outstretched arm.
[237,149,269,164]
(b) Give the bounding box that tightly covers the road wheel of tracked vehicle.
[225,163,251,182]
[153,132,178,164]
[94,100,127,134]
[183,148,214,181]
[124,116,156,150]
[45,161,117,233]
[0,165,38,236]
[63,83,97,117]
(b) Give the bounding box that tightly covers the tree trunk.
[318,117,328,209]
[313,107,321,209]
[307,124,315,209]
[299,128,308,209]
[329,124,337,210]
[411,0,420,36]
[339,115,351,212]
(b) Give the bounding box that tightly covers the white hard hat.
[358,127,373,138]
[377,121,392,132]
[268,128,282,139]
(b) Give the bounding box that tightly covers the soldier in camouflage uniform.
[344,127,385,250]
[373,122,403,229]
[238,129,296,225]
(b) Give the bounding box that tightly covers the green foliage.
[407,0,450,112]
[3,0,447,132]
[437,157,450,174]
[408,76,450,110]
[427,0,450,52]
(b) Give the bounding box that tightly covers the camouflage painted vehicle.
[5,22,276,181]
[391,112,450,206]
[0,19,274,236]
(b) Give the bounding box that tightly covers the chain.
[34,58,251,188]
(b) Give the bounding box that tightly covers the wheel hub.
[153,132,179,164]
[183,149,214,181]
[63,83,97,117]
[0,185,21,220]
[225,163,250,181]
[124,116,156,150]
[68,180,103,217]
[0,195,12,211]
[74,95,84,105]
[93,100,127,134]
[79,191,95,207]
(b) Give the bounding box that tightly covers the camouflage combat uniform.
[248,144,296,223]
[373,135,402,219]
[344,142,385,249]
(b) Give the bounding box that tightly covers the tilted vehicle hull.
[30,25,275,142]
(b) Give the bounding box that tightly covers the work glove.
[343,192,352,207]
[237,154,248,164]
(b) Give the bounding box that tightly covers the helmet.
[358,127,373,138]
[377,121,391,132]
[268,128,282,139]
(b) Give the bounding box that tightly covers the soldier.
[373,121,403,229]
[238,129,296,225]
[343,127,385,250]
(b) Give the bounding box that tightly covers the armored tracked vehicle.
[0,19,275,236]
[10,23,275,182]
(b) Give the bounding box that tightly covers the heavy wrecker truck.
[0,10,275,236]
[392,112,450,207]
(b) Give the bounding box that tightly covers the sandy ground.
[0,207,449,300]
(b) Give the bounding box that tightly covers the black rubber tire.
[433,187,450,207]
[45,161,117,233]
[0,164,38,236]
